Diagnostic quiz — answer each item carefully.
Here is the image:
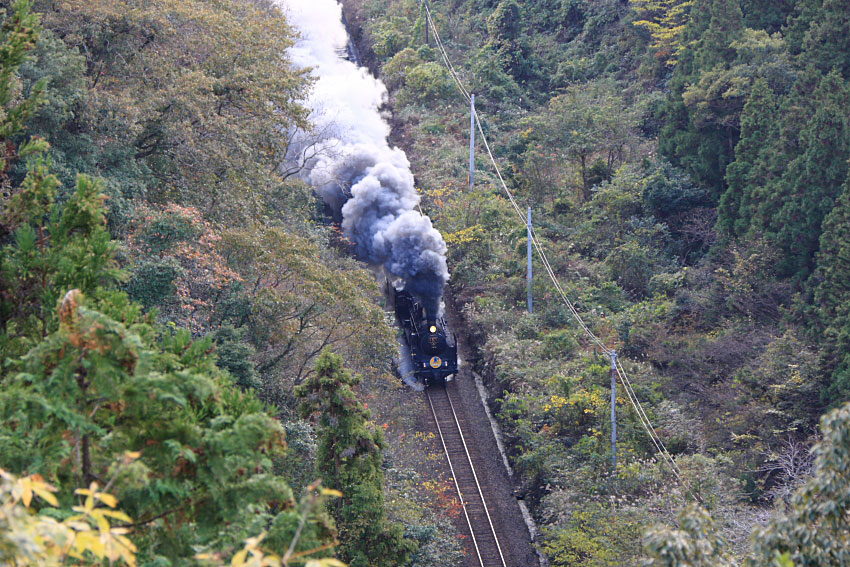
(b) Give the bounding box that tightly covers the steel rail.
[426,388,485,566]
[426,386,508,567]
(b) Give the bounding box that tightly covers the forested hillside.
[343,0,850,563]
[3,0,850,565]
[0,0,458,565]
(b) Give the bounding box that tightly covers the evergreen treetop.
[297,350,416,567]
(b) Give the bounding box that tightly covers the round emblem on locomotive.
[429,356,442,368]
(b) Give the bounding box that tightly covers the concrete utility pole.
[469,94,475,190]
[610,349,617,470]
[527,207,532,314]
[423,2,429,45]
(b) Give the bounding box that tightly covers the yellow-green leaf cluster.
[631,0,694,65]
[0,468,136,566]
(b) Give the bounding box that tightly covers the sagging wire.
[421,0,696,498]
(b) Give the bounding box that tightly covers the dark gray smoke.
[280,0,449,317]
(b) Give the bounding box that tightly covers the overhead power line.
[422,0,690,494]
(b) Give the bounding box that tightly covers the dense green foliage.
[644,399,850,567]
[5,0,850,562]
[345,0,850,563]
[805,174,850,404]
[296,351,417,567]
[0,5,336,559]
[0,0,458,565]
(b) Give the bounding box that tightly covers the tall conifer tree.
[693,0,743,71]
[784,0,821,57]
[718,78,778,238]
[747,66,822,240]
[297,350,416,567]
[738,0,795,33]
[807,172,850,404]
[771,71,850,279]
[658,0,744,198]
[800,0,850,78]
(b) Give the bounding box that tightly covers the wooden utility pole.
[610,349,617,470]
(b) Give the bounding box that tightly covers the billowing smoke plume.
[280,0,449,318]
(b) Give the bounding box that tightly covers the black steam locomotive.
[391,286,458,387]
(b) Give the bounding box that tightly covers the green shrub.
[212,324,260,390]
[543,328,579,359]
[543,505,643,567]
[516,312,541,339]
[648,269,687,297]
[369,17,412,60]
[641,161,707,219]
[400,62,455,104]
[585,158,613,188]
[126,257,181,308]
[605,241,655,298]
[137,210,197,254]
[381,47,422,90]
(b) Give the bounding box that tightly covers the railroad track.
[426,384,509,567]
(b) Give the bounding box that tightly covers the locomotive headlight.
[429,325,437,333]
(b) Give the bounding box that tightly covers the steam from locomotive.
[281,0,449,318]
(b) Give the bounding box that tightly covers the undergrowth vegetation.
[0,0,456,564]
[344,0,850,563]
[3,0,850,563]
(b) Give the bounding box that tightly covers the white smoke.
[396,338,424,391]
[279,0,449,318]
